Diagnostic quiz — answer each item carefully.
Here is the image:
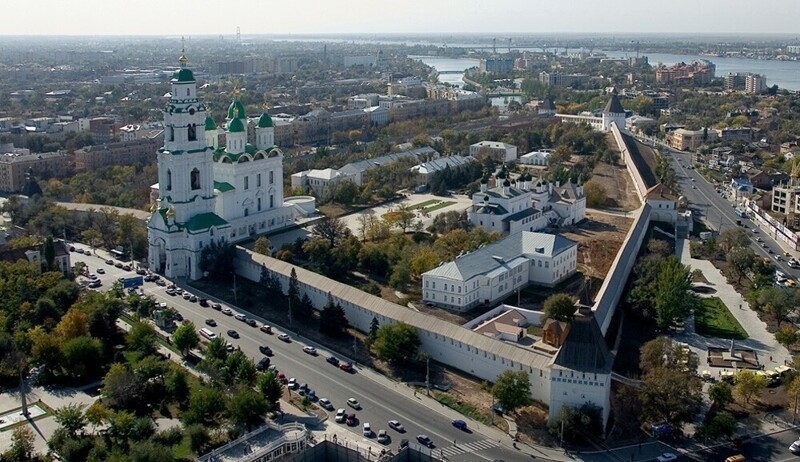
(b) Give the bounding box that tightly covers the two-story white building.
[520,150,551,166]
[469,141,518,162]
[290,168,347,200]
[422,231,578,311]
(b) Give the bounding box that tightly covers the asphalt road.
[666,147,799,277]
[70,248,531,462]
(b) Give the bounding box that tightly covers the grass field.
[423,201,456,213]
[694,297,748,340]
[410,199,440,210]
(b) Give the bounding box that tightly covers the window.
[270,195,274,208]
[257,173,262,187]
[166,169,172,191]
[244,176,249,190]
[190,168,200,190]
[244,208,249,217]
[168,126,174,142]
[186,88,190,97]
[188,123,196,141]
[269,171,274,184]
[258,198,262,211]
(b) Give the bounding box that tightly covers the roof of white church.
[548,181,584,205]
[424,231,576,282]
[411,155,476,175]
[339,147,437,176]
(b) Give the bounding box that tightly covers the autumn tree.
[542,294,577,323]
[733,370,767,405]
[253,236,272,256]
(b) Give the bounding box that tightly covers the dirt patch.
[592,136,642,212]
[561,212,633,282]
[515,403,559,446]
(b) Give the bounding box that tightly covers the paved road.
[71,247,536,462]
[666,148,799,277]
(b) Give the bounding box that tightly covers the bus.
[198,328,217,340]
[735,208,747,218]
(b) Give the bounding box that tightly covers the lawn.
[694,297,748,340]
[410,199,441,210]
[423,201,456,213]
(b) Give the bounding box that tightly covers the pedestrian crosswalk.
[439,439,499,458]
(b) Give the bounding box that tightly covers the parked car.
[388,420,405,432]
[122,265,131,271]
[399,439,409,450]
[451,419,468,431]
[155,279,166,286]
[189,295,198,303]
[234,313,246,321]
[222,308,233,316]
[303,346,318,356]
[114,262,123,268]
[656,454,677,462]
[319,398,333,410]
[278,333,291,342]
[182,292,191,300]
[199,298,209,307]
[97,268,105,274]
[225,343,235,352]
[259,345,273,356]
[226,329,239,339]
[287,378,297,390]
[256,357,270,371]
[346,413,357,426]
[347,398,361,409]
[105,259,114,265]
[416,435,433,448]
[212,303,222,311]
[247,319,257,327]
[136,268,146,275]
[335,409,346,423]
[339,362,354,373]
[166,288,176,296]
[363,423,372,437]
[377,429,389,444]
[260,325,273,334]
[790,438,800,454]
[326,356,340,366]
[205,319,216,327]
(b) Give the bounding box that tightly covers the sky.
[2,0,799,36]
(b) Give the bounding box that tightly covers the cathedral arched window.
[190,168,200,190]
[168,126,174,142]
[188,123,197,141]
[166,169,172,191]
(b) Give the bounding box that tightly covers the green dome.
[227,117,245,133]
[171,68,195,83]
[257,112,273,128]
[204,114,217,131]
[227,100,246,120]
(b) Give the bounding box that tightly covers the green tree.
[199,240,236,281]
[369,316,380,340]
[542,293,577,323]
[186,424,210,453]
[333,180,360,205]
[101,363,141,410]
[61,336,103,379]
[172,322,199,357]
[257,371,284,405]
[709,382,734,410]
[54,403,87,437]
[775,325,798,347]
[583,180,607,208]
[313,215,349,247]
[319,298,349,337]
[639,366,702,428]
[653,257,694,330]
[288,268,303,322]
[726,246,755,284]
[183,385,227,427]
[3,426,36,462]
[126,321,159,356]
[734,370,767,405]
[493,370,532,412]
[697,411,737,441]
[44,236,56,270]
[373,322,420,362]
[253,236,272,256]
[228,388,269,431]
[639,337,698,373]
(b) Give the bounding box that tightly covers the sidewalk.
[676,238,791,367]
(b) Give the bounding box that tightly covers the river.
[412,52,800,91]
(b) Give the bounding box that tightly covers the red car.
[339,362,354,372]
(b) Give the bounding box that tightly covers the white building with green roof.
[148,50,307,280]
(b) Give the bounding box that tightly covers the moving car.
[451,419,468,430]
[416,435,433,448]
[227,329,240,339]
[205,319,217,327]
[303,346,318,356]
[363,423,372,437]
[256,357,270,371]
[388,420,405,432]
[319,398,333,410]
[335,409,346,423]
[278,333,291,342]
[97,268,105,274]
[259,345,273,356]
[347,398,361,409]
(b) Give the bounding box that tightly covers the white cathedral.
[148,52,307,280]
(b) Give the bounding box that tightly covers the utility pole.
[233,273,238,305]
[425,356,430,396]
[560,417,565,449]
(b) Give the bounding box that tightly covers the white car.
[335,409,346,423]
[388,420,405,432]
[318,398,333,410]
[790,438,800,453]
[657,453,678,462]
[347,398,361,409]
[287,378,297,390]
[362,422,372,437]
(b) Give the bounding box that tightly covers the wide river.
[413,52,800,91]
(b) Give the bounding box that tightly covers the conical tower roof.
[604,92,625,114]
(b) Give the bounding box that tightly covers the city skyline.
[2,0,799,37]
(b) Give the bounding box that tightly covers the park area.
[694,297,748,340]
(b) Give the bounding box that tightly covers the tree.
[44,236,55,270]
[81,229,103,251]
[734,370,766,405]
[228,388,269,431]
[172,322,200,357]
[653,257,694,330]
[54,403,87,437]
[583,180,607,208]
[372,322,420,362]
[288,268,303,321]
[493,370,532,413]
[384,204,417,233]
[102,363,141,410]
[126,321,158,356]
[727,246,755,284]
[61,336,103,379]
[333,180,360,205]
[718,228,750,253]
[183,385,227,427]
[697,411,737,441]
[3,426,36,462]
[319,298,349,337]
[639,366,703,428]
[549,145,573,166]
[542,294,577,323]
[257,371,284,405]
[709,382,734,410]
[313,215,349,247]
[253,236,272,256]
[199,240,236,281]
[55,309,89,341]
[640,337,698,374]
[129,441,174,462]
[776,326,799,347]
[186,424,210,454]
[369,316,380,340]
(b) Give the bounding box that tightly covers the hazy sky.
[3,0,799,36]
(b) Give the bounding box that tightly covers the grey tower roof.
[604,93,625,114]
[553,309,612,373]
